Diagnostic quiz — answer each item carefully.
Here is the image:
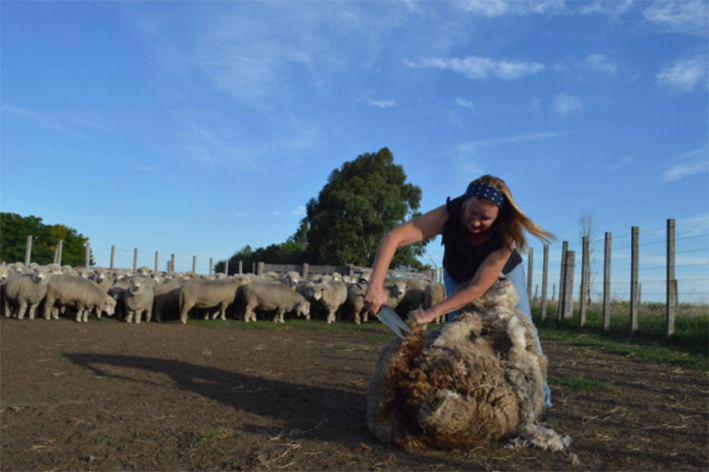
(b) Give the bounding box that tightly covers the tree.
[0,213,93,266]
[578,211,598,304]
[305,147,429,268]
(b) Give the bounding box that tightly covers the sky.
[2,0,708,303]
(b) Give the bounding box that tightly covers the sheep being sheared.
[367,274,570,453]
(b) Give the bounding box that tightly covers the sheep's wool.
[366,278,571,452]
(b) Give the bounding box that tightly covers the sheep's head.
[129,277,146,294]
[137,267,151,276]
[61,265,73,274]
[151,273,164,285]
[31,267,51,284]
[469,273,519,310]
[312,284,326,301]
[0,267,9,285]
[101,297,117,316]
[296,301,310,320]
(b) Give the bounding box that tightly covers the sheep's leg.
[363,309,369,323]
[276,307,285,323]
[17,302,28,320]
[4,298,11,318]
[75,308,84,323]
[94,306,102,319]
[60,306,66,315]
[83,310,90,323]
[146,308,152,323]
[219,302,227,321]
[179,302,193,325]
[126,311,134,324]
[52,306,60,320]
[244,303,256,323]
[135,310,142,324]
[43,298,53,320]
[28,303,38,320]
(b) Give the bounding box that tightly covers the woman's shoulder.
[445,195,466,216]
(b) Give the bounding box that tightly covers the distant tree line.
[216,148,431,273]
[0,212,94,267]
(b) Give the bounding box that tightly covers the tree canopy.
[0,213,94,266]
[305,147,429,269]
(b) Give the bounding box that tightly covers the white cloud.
[291,206,306,216]
[554,94,584,116]
[405,56,545,80]
[676,214,709,238]
[605,156,633,171]
[578,0,634,17]
[661,147,708,182]
[643,0,708,35]
[584,54,617,76]
[661,160,708,183]
[656,55,708,93]
[455,98,475,108]
[454,131,568,157]
[457,0,567,17]
[1,104,93,140]
[367,98,397,108]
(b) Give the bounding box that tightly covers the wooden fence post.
[534,285,538,303]
[25,236,32,265]
[603,232,612,331]
[541,244,549,321]
[560,250,575,321]
[209,258,213,275]
[110,245,116,270]
[557,241,568,316]
[192,256,197,273]
[666,219,675,338]
[171,254,175,273]
[85,243,91,268]
[579,236,588,327]
[225,259,230,276]
[237,260,242,274]
[56,240,63,266]
[630,226,639,336]
[133,249,138,272]
[252,262,255,274]
[155,252,159,273]
[551,284,556,303]
[527,247,534,303]
[257,262,264,276]
[302,263,309,280]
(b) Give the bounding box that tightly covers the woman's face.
[462,196,499,234]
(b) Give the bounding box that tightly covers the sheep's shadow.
[63,353,370,446]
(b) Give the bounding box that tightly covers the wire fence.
[522,218,708,337]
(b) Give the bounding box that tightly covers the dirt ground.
[1,316,707,471]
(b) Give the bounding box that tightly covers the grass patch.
[534,304,708,371]
[547,374,617,391]
[190,428,235,448]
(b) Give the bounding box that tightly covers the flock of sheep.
[0,262,448,326]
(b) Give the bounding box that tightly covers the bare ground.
[1,316,707,471]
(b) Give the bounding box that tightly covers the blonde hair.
[467,175,556,253]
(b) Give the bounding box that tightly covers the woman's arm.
[364,205,449,315]
[413,243,514,324]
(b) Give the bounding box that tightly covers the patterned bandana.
[464,182,505,209]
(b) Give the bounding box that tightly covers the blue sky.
[2,1,708,302]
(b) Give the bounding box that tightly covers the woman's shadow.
[64,353,370,445]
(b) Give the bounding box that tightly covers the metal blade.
[376,306,413,340]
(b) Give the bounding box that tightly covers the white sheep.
[239,282,310,323]
[0,265,9,317]
[348,280,369,324]
[312,281,348,324]
[124,276,154,324]
[279,271,300,290]
[367,275,570,452]
[44,274,116,322]
[424,282,447,324]
[4,267,51,320]
[178,276,249,323]
[137,266,151,277]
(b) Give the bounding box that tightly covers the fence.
[523,218,708,339]
[18,239,439,282]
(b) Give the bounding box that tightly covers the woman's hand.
[411,308,440,325]
[364,283,388,316]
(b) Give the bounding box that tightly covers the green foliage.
[305,147,428,268]
[0,213,94,266]
[214,241,308,274]
[547,375,617,391]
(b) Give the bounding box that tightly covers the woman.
[363,174,556,407]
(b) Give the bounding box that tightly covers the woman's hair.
[467,175,557,253]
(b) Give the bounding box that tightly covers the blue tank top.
[442,195,522,283]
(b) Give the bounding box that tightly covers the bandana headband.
[464,182,505,209]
